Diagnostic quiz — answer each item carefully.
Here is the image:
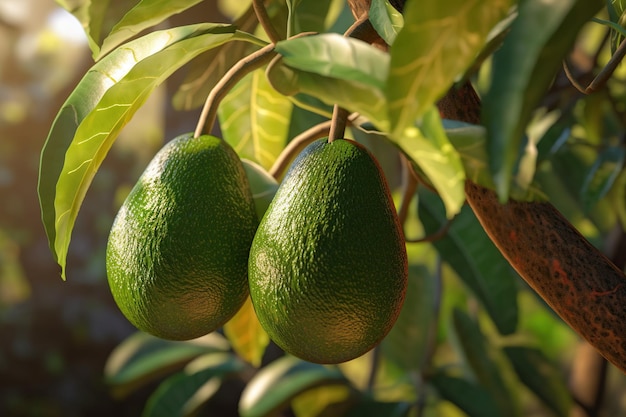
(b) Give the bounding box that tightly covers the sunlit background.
[0,1,225,415]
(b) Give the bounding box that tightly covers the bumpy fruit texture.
[248,138,408,364]
[106,133,258,341]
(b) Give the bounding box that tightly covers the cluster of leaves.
[38,0,626,416]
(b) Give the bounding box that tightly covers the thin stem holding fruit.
[328,105,350,143]
[194,42,275,138]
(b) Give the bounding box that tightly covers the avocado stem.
[328,105,349,143]
[194,42,276,139]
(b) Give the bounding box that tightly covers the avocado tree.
[39,0,626,416]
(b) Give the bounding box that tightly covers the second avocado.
[248,138,408,364]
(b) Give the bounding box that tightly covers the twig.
[194,42,275,138]
[328,105,350,142]
[252,0,281,44]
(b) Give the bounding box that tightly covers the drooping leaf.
[223,297,270,367]
[218,67,293,170]
[275,34,389,91]
[386,0,511,137]
[266,57,389,130]
[482,0,603,199]
[381,244,438,371]
[142,352,246,417]
[104,332,229,398]
[369,0,404,45]
[172,5,259,110]
[503,346,572,417]
[394,107,465,217]
[580,146,625,213]
[291,385,354,417]
[58,0,140,56]
[345,400,412,417]
[450,309,520,417]
[418,188,519,335]
[239,356,350,417]
[430,371,502,417]
[39,24,247,279]
[95,0,205,60]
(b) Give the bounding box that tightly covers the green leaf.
[394,107,465,217]
[381,244,438,371]
[239,356,350,417]
[580,146,625,213]
[275,34,389,91]
[223,296,270,368]
[369,0,404,45]
[430,371,502,417]
[418,189,519,335]
[104,332,229,398]
[345,400,412,417]
[95,0,205,60]
[291,385,355,417]
[482,0,603,199]
[386,0,511,136]
[142,352,246,417]
[451,309,520,417]
[503,346,572,417]
[172,6,259,110]
[266,57,389,130]
[39,24,240,279]
[218,67,293,170]
[293,0,345,33]
[59,0,140,56]
[241,159,280,219]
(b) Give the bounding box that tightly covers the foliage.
[37,0,626,416]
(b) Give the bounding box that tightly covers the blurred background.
[0,1,225,415]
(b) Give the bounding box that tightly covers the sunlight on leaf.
[369,0,404,45]
[275,34,389,90]
[267,57,389,130]
[223,297,270,367]
[218,67,293,170]
[96,0,205,60]
[43,25,242,279]
[483,0,602,199]
[39,23,237,275]
[386,0,511,137]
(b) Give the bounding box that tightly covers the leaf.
[369,0,404,45]
[239,356,350,417]
[450,309,520,417]
[381,244,438,371]
[482,0,603,199]
[503,346,572,417]
[39,23,235,264]
[266,57,389,130]
[275,34,389,91]
[293,0,345,33]
[172,5,259,110]
[95,0,205,60]
[59,0,140,56]
[394,107,465,217]
[39,24,241,279]
[291,385,354,417]
[345,400,412,417]
[104,332,229,398]
[418,188,519,335]
[386,0,511,137]
[580,146,625,213]
[430,371,502,417]
[218,67,293,170]
[223,296,270,367]
[142,352,246,417]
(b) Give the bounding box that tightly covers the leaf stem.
[194,42,275,138]
[252,0,281,44]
